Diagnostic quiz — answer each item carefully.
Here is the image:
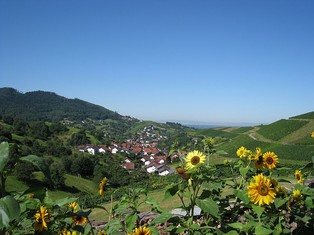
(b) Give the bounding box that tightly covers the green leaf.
[255,224,273,235]
[20,155,52,183]
[234,189,250,204]
[239,166,249,178]
[216,150,228,155]
[145,198,163,213]
[228,222,244,230]
[125,213,138,233]
[0,142,9,173]
[0,195,21,229]
[195,198,220,218]
[54,197,78,207]
[274,197,289,209]
[150,212,173,225]
[305,196,313,208]
[225,231,239,235]
[252,205,264,218]
[164,183,179,200]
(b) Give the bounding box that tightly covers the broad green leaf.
[0,195,20,229]
[216,150,228,155]
[195,198,220,218]
[225,231,239,235]
[228,222,244,230]
[125,213,138,233]
[255,224,273,235]
[234,189,250,204]
[239,166,249,178]
[164,183,179,200]
[54,197,78,207]
[301,161,313,170]
[20,155,52,183]
[252,205,264,218]
[274,197,289,209]
[305,196,313,208]
[145,197,163,213]
[0,142,9,173]
[150,212,173,225]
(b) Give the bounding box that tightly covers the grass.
[256,119,309,141]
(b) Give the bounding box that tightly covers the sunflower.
[185,150,206,169]
[128,226,152,235]
[311,131,314,138]
[68,201,79,212]
[97,231,107,235]
[236,146,249,158]
[72,215,87,225]
[254,154,264,170]
[292,189,302,198]
[247,174,276,206]
[99,177,107,196]
[176,167,190,179]
[263,152,279,169]
[294,170,304,183]
[34,206,50,231]
[59,228,77,235]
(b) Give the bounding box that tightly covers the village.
[78,125,180,176]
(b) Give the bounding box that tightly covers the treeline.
[0,87,122,122]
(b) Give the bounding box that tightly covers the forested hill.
[0,87,122,122]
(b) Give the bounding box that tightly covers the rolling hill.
[0,87,122,122]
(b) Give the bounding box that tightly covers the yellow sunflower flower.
[263,152,279,169]
[59,228,77,235]
[128,226,152,235]
[236,146,249,158]
[185,150,206,169]
[34,206,50,231]
[99,177,108,196]
[247,174,276,206]
[294,170,304,183]
[254,154,264,170]
[72,215,87,225]
[97,230,107,235]
[68,201,79,212]
[311,131,314,138]
[292,189,302,198]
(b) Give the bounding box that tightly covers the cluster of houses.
[78,125,178,176]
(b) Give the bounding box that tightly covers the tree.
[69,129,90,146]
[14,162,35,182]
[49,161,65,189]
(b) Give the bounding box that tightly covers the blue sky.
[1,0,313,125]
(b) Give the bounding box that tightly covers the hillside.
[202,117,314,162]
[0,87,122,122]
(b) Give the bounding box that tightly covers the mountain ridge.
[0,87,123,122]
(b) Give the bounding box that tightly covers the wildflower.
[68,201,79,212]
[294,170,304,183]
[99,177,107,196]
[34,206,50,231]
[59,228,77,235]
[128,226,152,235]
[72,215,87,225]
[263,152,279,169]
[247,174,276,206]
[254,154,264,170]
[292,189,302,198]
[97,231,107,235]
[185,150,206,169]
[236,146,249,158]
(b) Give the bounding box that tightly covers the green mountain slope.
[0,87,122,122]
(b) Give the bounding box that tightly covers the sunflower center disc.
[266,157,273,164]
[191,156,200,165]
[258,184,269,196]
